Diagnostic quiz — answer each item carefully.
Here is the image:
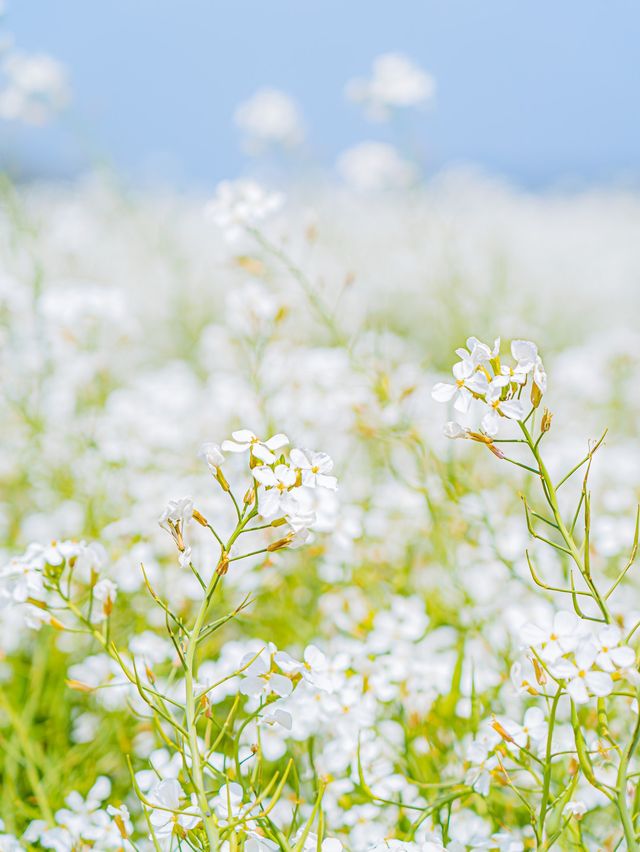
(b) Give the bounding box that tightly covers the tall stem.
[538,688,561,842]
[617,692,640,852]
[519,422,610,623]
[183,505,258,848]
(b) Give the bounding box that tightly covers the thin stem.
[538,688,561,841]
[519,422,610,623]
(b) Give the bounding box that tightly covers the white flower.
[252,463,300,519]
[496,707,547,749]
[92,578,117,619]
[480,379,525,436]
[337,142,416,192]
[293,831,343,852]
[564,800,587,817]
[550,644,613,704]
[106,803,133,835]
[533,357,547,393]
[148,779,200,837]
[158,497,193,550]
[346,53,435,121]
[258,706,293,730]
[239,647,293,698]
[205,180,283,242]
[275,644,333,690]
[465,732,500,796]
[520,610,583,663]
[443,421,471,439]
[510,340,538,374]
[198,442,224,471]
[0,51,70,125]
[593,625,636,671]
[158,497,193,529]
[210,781,244,822]
[459,336,500,367]
[221,429,289,464]
[432,363,488,414]
[234,87,304,151]
[290,448,337,490]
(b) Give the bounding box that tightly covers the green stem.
[538,689,561,843]
[183,505,258,848]
[617,692,640,852]
[520,422,610,623]
[0,692,54,824]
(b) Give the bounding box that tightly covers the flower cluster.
[432,336,547,438]
[520,611,636,704]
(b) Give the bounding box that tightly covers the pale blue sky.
[3,1,640,187]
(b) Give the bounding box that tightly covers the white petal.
[252,444,277,463]
[586,671,613,697]
[443,421,468,439]
[481,407,500,437]
[221,440,248,453]
[259,489,281,519]
[231,429,257,443]
[499,399,525,421]
[566,677,589,704]
[240,676,264,696]
[511,340,538,365]
[264,433,289,450]
[520,622,546,646]
[252,466,278,487]
[453,386,472,413]
[432,382,457,402]
[269,673,293,697]
[610,646,636,668]
[598,626,621,647]
[316,474,338,490]
[289,448,310,468]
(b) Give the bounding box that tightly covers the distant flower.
[0,51,70,124]
[205,180,284,242]
[564,800,588,818]
[234,87,304,152]
[337,142,416,192]
[346,53,435,121]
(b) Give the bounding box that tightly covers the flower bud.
[192,508,208,527]
[216,552,229,576]
[491,719,514,743]
[531,381,543,408]
[216,468,230,492]
[541,408,553,433]
[267,533,294,552]
[532,657,547,685]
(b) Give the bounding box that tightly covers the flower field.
[2,15,640,850]
[1,172,640,850]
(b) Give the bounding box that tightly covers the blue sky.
[4,1,640,188]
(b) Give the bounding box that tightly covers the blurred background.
[2,0,640,189]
